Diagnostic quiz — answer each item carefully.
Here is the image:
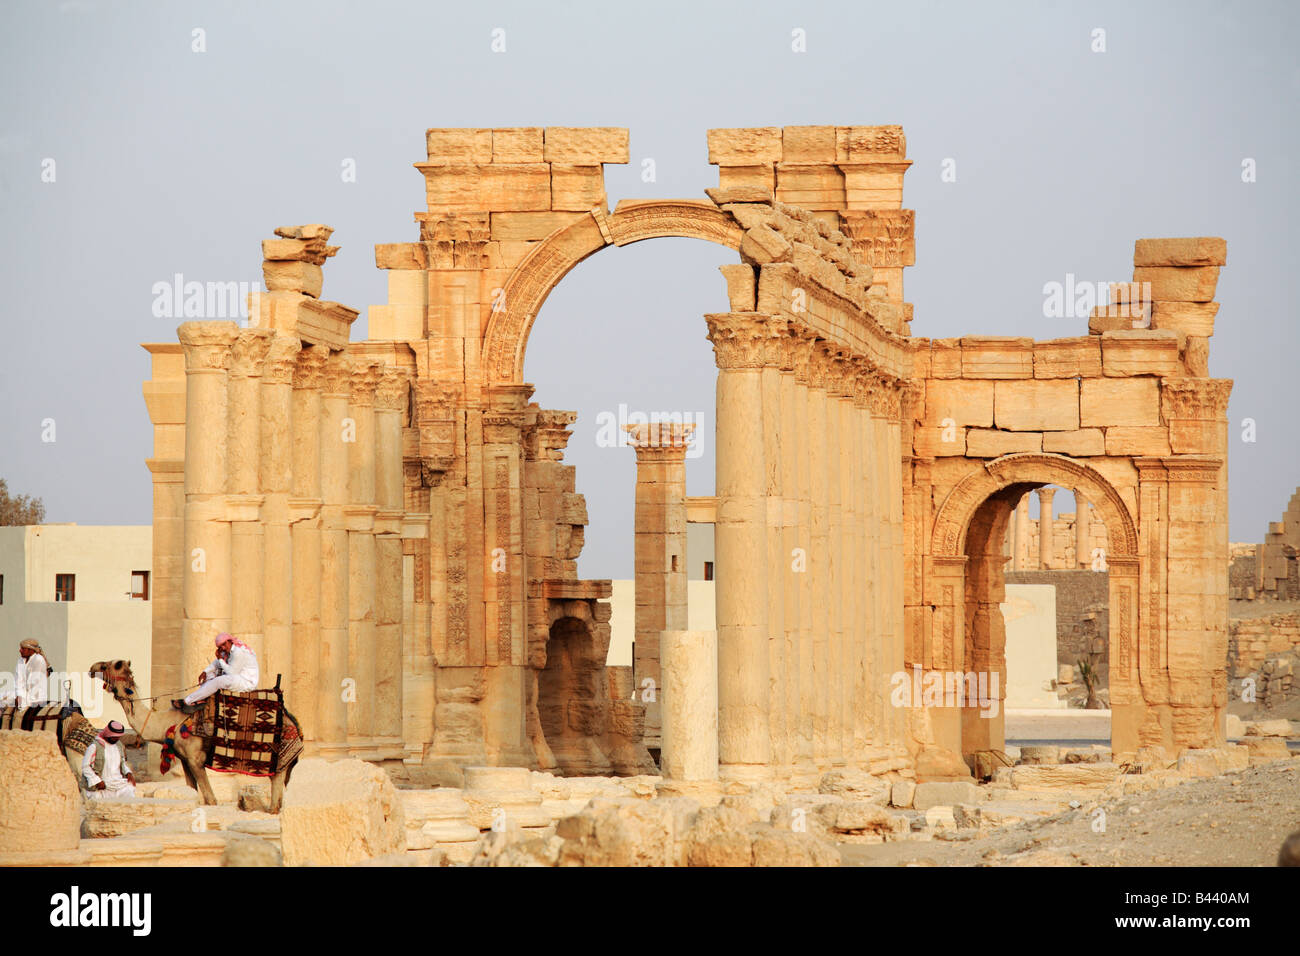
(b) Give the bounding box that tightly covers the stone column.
[789,330,817,785]
[178,322,240,687]
[346,361,380,759]
[705,312,773,781]
[824,346,848,768]
[260,334,300,692]
[1014,494,1031,571]
[227,329,272,662]
[316,351,352,759]
[1074,493,1091,570]
[289,346,326,750]
[625,421,694,753]
[1036,487,1056,570]
[805,343,833,770]
[660,629,719,781]
[832,358,863,770]
[761,350,788,777]
[884,387,907,749]
[373,368,408,760]
[776,328,802,779]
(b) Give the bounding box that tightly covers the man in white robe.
[174,632,259,714]
[15,639,50,709]
[82,720,137,799]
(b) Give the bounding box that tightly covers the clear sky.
[2,0,1296,579]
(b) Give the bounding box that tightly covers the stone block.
[1133,237,1227,267]
[1151,301,1219,337]
[775,164,846,208]
[263,260,323,298]
[1034,338,1102,378]
[912,781,977,811]
[913,425,966,457]
[717,165,775,195]
[1243,719,1294,737]
[1101,330,1182,377]
[1008,764,1120,790]
[925,379,993,427]
[543,127,629,164]
[492,127,544,164]
[550,165,605,211]
[490,211,582,240]
[930,338,962,378]
[891,779,916,808]
[1225,714,1245,738]
[708,127,783,165]
[781,126,837,164]
[425,128,493,164]
[1240,736,1290,759]
[0,732,83,857]
[1042,428,1105,456]
[1080,378,1160,427]
[281,758,406,866]
[959,337,1034,378]
[420,164,551,212]
[82,798,194,838]
[1104,426,1171,457]
[993,379,1079,431]
[965,429,1043,457]
[1132,266,1220,302]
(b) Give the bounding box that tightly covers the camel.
[90,659,301,813]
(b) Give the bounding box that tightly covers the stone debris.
[280,758,405,867]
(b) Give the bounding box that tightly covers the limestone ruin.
[137,125,1235,791]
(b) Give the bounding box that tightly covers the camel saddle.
[189,675,301,777]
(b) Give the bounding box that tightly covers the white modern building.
[0,525,152,724]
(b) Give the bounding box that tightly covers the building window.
[703,561,714,581]
[130,571,150,601]
[55,574,75,602]
[0,574,4,604]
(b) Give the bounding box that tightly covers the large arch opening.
[928,454,1141,767]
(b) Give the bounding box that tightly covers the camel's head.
[90,659,137,702]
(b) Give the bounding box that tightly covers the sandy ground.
[840,759,1300,867]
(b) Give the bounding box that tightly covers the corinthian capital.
[262,333,302,386]
[704,312,784,370]
[228,328,274,378]
[178,321,240,372]
[374,367,410,411]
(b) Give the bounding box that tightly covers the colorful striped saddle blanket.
[194,683,302,777]
[0,705,92,750]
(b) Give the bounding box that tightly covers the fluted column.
[1074,493,1091,569]
[1014,494,1031,571]
[1037,487,1057,570]
[346,361,380,758]
[852,364,876,760]
[625,420,694,753]
[789,331,817,784]
[178,322,240,687]
[824,346,848,768]
[761,343,788,778]
[835,358,860,766]
[374,368,408,760]
[227,329,272,663]
[290,346,326,749]
[260,334,300,692]
[805,344,833,771]
[317,352,352,758]
[706,312,773,781]
[776,327,803,780]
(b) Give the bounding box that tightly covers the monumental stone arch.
[141,125,1233,787]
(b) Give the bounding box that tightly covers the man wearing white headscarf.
[82,720,137,799]
[173,632,259,714]
[15,639,50,709]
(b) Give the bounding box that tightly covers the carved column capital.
[320,351,352,396]
[705,312,784,370]
[374,367,410,412]
[228,328,274,378]
[263,333,302,386]
[1161,377,1232,420]
[347,361,380,405]
[178,321,240,372]
[292,344,329,390]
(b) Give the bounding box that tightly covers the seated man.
[172,632,259,715]
[82,720,136,799]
